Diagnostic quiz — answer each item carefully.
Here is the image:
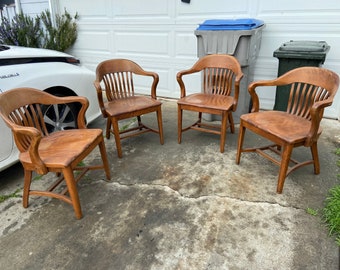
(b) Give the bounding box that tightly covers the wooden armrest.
[146,71,159,99]
[176,69,200,98]
[305,98,333,146]
[134,69,159,99]
[93,81,108,118]
[13,126,47,174]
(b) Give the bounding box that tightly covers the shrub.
[0,13,41,47]
[40,10,78,52]
[0,9,78,52]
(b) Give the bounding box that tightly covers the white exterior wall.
[22,0,340,119]
[19,0,49,16]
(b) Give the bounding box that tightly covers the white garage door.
[55,0,340,119]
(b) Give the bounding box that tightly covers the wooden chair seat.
[103,96,162,117]
[240,111,321,144]
[19,129,104,168]
[177,93,234,112]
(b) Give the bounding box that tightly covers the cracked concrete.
[0,99,339,269]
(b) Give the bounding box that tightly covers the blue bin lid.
[196,18,264,31]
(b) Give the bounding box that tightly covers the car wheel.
[42,103,79,133]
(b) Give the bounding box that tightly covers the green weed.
[306,207,318,216]
[0,188,21,203]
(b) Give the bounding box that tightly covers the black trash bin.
[273,40,330,111]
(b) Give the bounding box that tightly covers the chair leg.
[106,118,111,139]
[220,111,228,153]
[277,144,293,194]
[178,105,183,144]
[112,118,123,158]
[228,111,235,133]
[310,142,320,174]
[63,167,82,219]
[22,169,33,208]
[157,107,164,145]
[236,121,245,164]
[98,138,111,180]
[198,112,202,125]
[137,116,142,130]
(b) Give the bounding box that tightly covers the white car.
[0,45,100,172]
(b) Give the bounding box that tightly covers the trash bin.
[195,18,265,122]
[273,40,330,111]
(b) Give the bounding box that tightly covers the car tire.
[41,102,79,133]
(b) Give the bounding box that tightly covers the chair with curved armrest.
[0,88,111,219]
[94,59,164,158]
[177,54,243,152]
[236,67,339,193]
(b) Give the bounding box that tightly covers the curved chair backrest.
[249,66,339,120]
[0,88,87,153]
[95,58,159,101]
[194,54,243,96]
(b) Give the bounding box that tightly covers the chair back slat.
[203,67,235,95]
[287,82,330,120]
[102,71,135,100]
[7,103,49,152]
[9,104,47,134]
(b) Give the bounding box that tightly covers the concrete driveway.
[0,99,339,269]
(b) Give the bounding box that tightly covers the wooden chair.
[236,67,339,193]
[0,88,111,219]
[177,54,243,152]
[94,59,164,158]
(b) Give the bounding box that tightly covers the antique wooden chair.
[0,88,111,219]
[177,54,243,152]
[236,67,339,193]
[94,59,164,158]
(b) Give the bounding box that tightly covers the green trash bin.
[273,40,330,111]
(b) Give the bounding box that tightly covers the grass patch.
[323,148,340,245]
[323,185,340,244]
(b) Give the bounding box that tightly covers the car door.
[0,117,13,162]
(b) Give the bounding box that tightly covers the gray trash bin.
[195,18,265,122]
[273,40,330,111]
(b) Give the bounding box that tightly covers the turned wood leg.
[178,105,183,144]
[236,121,245,164]
[277,144,293,194]
[63,167,82,219]
[157,107,164,145]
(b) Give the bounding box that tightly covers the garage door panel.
[116,32,169,57]
[58,0,113,18]
[259,0,340,12]
[177,0,249,16]
[73,30,112,52]
[113,0,170,19]
[175,32,197,58]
